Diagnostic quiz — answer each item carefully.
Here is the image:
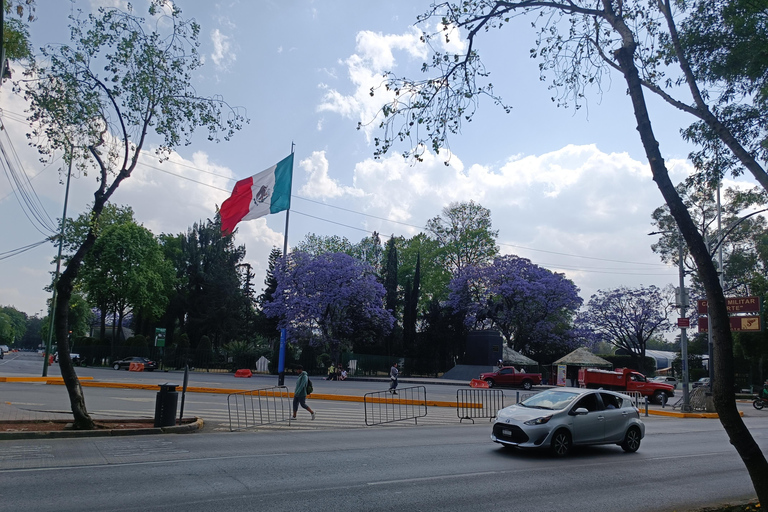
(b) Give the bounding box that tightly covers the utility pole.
[677,233,691,412]
[649,229,691,412]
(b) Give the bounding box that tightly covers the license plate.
[502,429,512,436]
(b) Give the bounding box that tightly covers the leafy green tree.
[353,231,384,274]
[79,221,175,355]
[652,183,768,298]
[20,1,245,430]
[676,0,768,188]
[0,305,26,347]
[294,234,355,256]
[369,0,768,496]
[20,314,43,350]
[398,233,450,307]
[3,0,35,71]
[426,201,499,276]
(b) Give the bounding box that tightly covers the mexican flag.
[220,154,294,235]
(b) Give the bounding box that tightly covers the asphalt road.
[1,416,765,512]
[2,351,767,511]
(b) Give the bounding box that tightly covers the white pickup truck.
[54,352,83,366]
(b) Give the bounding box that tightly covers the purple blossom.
[448,255,582,357]
[575,285,674,363]
[264,252,394,358]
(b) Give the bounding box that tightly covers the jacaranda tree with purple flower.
[448,255,582,360]
[576,285,675,373]
[264,252,394,362]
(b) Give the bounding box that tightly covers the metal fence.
[227,386,292,431]
[456,389,540,423]
[363,386,428,426]
[457,388,505,423]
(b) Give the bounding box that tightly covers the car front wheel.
[621,426,642,453]
[485,379,494,388]
[113,363,121,370]
[550,429,572,457]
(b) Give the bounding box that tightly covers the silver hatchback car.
[492,387,645,456]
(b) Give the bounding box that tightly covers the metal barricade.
[457,388,505,423]
[624,391,644,408]
[363,386,428,426]
[227,386,291,432]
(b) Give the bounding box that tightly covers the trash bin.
[154,383,179,427]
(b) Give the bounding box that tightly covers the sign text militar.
[697,296,761,315]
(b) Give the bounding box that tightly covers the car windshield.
[520,390,580,410]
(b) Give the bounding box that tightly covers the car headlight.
[524,415,553,425]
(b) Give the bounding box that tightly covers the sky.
[0,0,758,318]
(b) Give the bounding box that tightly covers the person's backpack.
[306,378,313,395]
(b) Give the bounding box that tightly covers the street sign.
[677,318,690,328]
[155,328,166,347]
[697,296,761,315]
[698,316,762,333]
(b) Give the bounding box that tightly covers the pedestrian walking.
[293,365,316,420]
[389,362,399,395]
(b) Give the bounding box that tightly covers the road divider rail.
[227,386,292,432]
[363,385,428,426]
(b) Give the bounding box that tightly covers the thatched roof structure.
[552,347,612,368]
[502,346,539,366]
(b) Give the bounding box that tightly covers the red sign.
[698,316,762,333]
[697,296,761,315]
[677,318,690,328]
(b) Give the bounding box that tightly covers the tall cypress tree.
[383,237,399,315]
[404,252,421,346]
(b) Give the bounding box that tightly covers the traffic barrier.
[469,378,489,388]
[234,369,252,378]
[227,386,292,431]
[457,388,505,423]
[363,385,428,426]
[128,362,145,372]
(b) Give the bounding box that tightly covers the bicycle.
[752,396,768,410]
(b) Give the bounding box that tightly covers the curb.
[0,417,204,440]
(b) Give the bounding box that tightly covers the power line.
[0,119,58,235]
[0,106,675,275]
[0,238,53,261]
[131,158,674,275]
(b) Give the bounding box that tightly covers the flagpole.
[277,143,294,387]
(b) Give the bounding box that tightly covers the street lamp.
[649,229,692,412]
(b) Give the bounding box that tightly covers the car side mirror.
[572,407,589,416]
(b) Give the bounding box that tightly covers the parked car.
[53,352,82,366]
[651,376,678,389]
[692,377,710,389]
[491,387,645,457]
[112,356,157,371]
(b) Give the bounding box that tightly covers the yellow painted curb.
[645,408,742,419]
[0,376,94,383]
[41,380,460,407]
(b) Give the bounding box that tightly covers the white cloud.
[298,151,364,199]
[300,144,690,300]
[210,28,236,70]
[316,27,428,140]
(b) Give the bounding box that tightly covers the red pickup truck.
[479,367,542,390]
[578,367,674,404]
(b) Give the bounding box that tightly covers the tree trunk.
[613,40,768,503]
[54,232,97,430]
